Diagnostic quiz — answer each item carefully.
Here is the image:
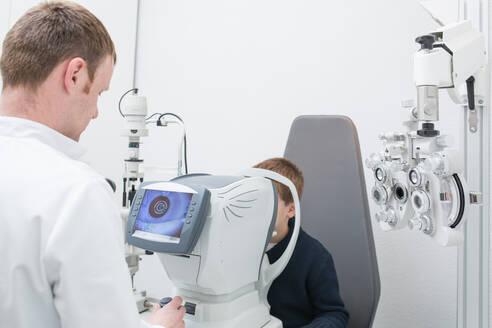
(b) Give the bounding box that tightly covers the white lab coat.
[0,117,160,328]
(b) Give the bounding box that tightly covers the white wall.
[0,1,482,327]
[134,1,462,327]
[488,1,492,325]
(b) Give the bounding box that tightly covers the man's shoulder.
[1,135,108,192]
[32,138,101,177]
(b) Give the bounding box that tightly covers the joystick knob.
[416,35,435,50]
[159,297,173,307]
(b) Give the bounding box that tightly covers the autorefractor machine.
[118,90,301,327]
[125,170,301,328]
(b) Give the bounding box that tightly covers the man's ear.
[287,202,296,219]
[64,57,87,94]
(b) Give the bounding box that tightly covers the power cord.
[156,113,188,175]
[118,88,139,117]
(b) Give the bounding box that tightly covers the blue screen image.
[136,190,193,238]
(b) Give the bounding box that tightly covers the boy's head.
[253,158,304,243]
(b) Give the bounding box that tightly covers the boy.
[254,158,348,328]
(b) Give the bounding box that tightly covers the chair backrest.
[284,115,380,328]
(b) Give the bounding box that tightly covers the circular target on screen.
[149,196,170,218]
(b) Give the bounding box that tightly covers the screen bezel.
[126,182,210,255]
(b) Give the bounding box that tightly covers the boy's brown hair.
[0,1,116,91]
[253,157,304,204]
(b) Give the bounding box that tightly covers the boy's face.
[270,197,296,244]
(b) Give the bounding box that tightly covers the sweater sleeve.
[302,247,349,328]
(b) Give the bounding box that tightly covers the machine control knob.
[416,34,435,50]
[371,185,389,205]
[184,302,197,315]
[384,208,398,226]
[159,297,173,307]
[411,190,431,214]
[408,217,421,231]
[408,215,433,235]
[373,164,390,184]
[420,215,434,235]
[408,167,425,187]
[417,122,440,137]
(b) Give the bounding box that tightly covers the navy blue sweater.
[267,220,348,328]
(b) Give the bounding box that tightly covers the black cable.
[118,88,139,117]
[145,112,162,121]
[449,174,465,229]
[118,88,189,175]
[157,113,188,174]
[182,134,188,174]
[466,76,475,110]
[157,112,184,124]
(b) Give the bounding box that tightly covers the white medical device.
[126,169,301,328]
[120,89,188,208]
[366,21,485,246]
[413,20,486,133]
[119,88,188,311]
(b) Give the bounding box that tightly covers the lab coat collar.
[0,116,86,160]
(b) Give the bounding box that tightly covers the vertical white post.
[484,0,491,326]
[132,0,142,89]
[458,1,490,328]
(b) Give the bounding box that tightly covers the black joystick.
[158,297,197,315]
[417,122,440,137]
[416,35,436,50]
[159,297,173,307]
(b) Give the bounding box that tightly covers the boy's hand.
[147,296,186,328]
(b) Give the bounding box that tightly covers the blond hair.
[253,157,304,204]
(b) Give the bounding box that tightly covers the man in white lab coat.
[0,2,184,328]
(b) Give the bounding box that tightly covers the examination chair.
[284,115,380,328]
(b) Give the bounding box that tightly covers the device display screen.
[135,190,193,241]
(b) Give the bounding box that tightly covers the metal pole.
[458,1,490,328]
[132,0,142,89]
